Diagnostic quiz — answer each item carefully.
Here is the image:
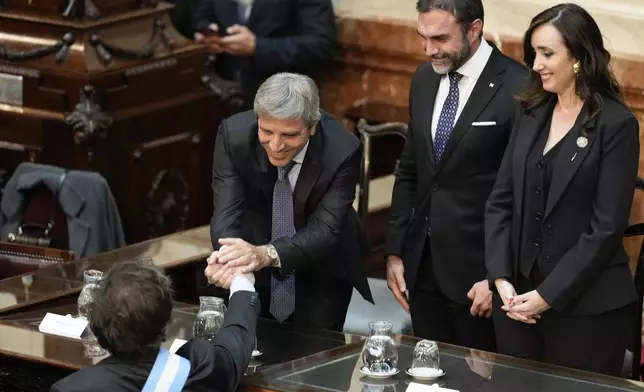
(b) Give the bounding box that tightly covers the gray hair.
[89,260,174,357]
[253,73,322,129]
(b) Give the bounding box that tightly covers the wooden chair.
[0,242,74,280]
[355,119,408,224]
[623,176,644,380]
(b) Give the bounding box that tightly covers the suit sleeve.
[193,0,215,33]
[177,291,260,392]
[271,146,361,272]
[537,115,640,311]
[251,0,337,75]
[484,104,522,288]
[210,120,246,250]
[385,94,417,257]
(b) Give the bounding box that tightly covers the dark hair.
[89,260,174,357]
[416,0,484,38]
[519,3,623,124]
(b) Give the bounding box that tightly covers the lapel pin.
[489,82,495,88]
[576,136,588,148]
[571,152,578,162]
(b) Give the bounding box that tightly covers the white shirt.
[430,39,493,140]
[287,140,309,191]
[229,275,255,297]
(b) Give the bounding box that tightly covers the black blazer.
[50,291,261,392]
[485,96,640,315]
[205,110,373,303]
[193,0,338,109]
[386,46,527,303]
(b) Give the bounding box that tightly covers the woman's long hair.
[519,3,623,125]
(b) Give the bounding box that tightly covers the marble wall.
[322,0,644,271]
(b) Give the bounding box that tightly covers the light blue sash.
[142,348,191,392]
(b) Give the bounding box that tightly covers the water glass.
[411,339,440,371]
[193,296,226,342]
[362,320,398,373]
[77,269,103,321]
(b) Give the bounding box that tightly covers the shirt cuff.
[229,275,255,298]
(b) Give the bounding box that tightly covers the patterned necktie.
[269,161,297,322]
[433,72,463,165]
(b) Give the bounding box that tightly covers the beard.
[430,33,472,74]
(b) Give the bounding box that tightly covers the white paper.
[38,313,88,339]
[169,338,188,353]
[406,382,459,392]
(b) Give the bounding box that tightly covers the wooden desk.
[245,335,644,392]
[0,303,352,391]
[0,226,212,316]
[1,227,643,391]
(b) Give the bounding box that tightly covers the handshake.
[204,238,271,288]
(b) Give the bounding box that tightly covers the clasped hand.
[194,24,256,56]
[204,238,268,289]
[495,279,550,324]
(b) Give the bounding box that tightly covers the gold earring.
[573,61,580,75]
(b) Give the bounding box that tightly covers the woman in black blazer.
[485,3,639,376]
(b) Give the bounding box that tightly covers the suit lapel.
[214,0,241,28]
[419,73,441,173]
[512,101,553,218]
[293,129,323,229]
[436,48,504,175]
[245,0,262,28]
[544,104,594,219]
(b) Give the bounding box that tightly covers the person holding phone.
[193,0,337,111]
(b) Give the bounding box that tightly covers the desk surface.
[0,302,352,372]
[0,226,211,315]
[2,302,644,391]
[246,335,644,392]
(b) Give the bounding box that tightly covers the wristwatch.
[266,244,280,268]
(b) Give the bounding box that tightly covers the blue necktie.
[269,162,297,322]
[433,72,463,165]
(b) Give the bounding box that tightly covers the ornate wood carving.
[201,55,244,109]
[65,85,113,144]
[89,19,174,65]
[0,33,74,64]
[146,168,190,238]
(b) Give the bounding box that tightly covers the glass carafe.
[193,296,227,342]
[362,321,398,373]
[77,269,103,320]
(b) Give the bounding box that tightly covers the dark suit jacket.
[205,110,373,306]
[485,96,639,315]
[386,46,527,303]
[50,291,260,392]
[194,0,338,109]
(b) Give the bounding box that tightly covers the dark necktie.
[269,161,296,322]
[433,72,463,165]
